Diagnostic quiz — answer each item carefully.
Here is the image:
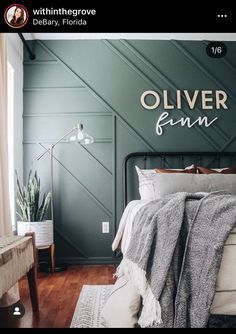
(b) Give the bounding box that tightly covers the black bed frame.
[123,152,236,207]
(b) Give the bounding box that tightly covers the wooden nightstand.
[36,243,56,273]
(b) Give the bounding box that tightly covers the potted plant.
[16,170,53,247]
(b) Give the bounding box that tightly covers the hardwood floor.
[0,265,117,328]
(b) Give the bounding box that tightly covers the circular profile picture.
[4,4,28,28]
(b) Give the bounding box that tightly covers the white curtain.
[0,33,19,307]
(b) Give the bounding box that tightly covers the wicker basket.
[17,220,53,247]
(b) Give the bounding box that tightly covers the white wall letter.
[156,112,170,135]
[140,90,160,110]
[202,90,213,109]
[176,90,181,109]
[216,90,228,109]
[163,90,174,109]
[184,90,199,109]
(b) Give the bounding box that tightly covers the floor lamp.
[36,123,94,272]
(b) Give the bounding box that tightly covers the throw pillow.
[100,275,141,328]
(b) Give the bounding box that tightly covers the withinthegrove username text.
[32,7,96,26]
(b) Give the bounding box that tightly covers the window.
[7,61,15,229]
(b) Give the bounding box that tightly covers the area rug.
[70,285,113,328]
[70,284,236,328]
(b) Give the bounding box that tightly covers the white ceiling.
[23,33,236,41]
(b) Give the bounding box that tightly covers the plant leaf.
[39,192,51,221]
[15,169,50,222]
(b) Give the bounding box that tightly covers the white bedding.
[112,200,150,254]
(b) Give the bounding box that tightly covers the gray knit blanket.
[115,191,236,328]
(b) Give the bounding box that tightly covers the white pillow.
[135,165,195,200]
[100,275,141,328]
[210,233,236,315]
[152,174,236,198]
[135,166,156,200]
[215,234,236,291]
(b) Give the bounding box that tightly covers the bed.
[101,152,236,328]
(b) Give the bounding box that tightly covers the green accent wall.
[23,39,236,264]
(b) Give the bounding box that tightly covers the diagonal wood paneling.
[202,41,236,77]
[37,40,156,152]
[38,143,112,217]
[103,39,222,151]
[172,40,236,104]
[38,139,112,176]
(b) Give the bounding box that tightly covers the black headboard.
[123,152,236,207]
